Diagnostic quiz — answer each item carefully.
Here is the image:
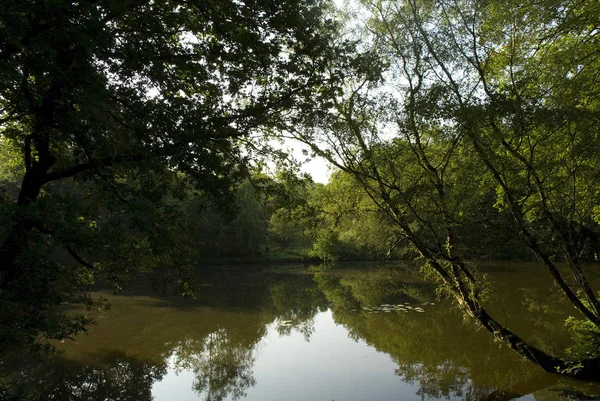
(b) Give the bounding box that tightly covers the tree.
[309,170,404,260]
[0,0,344,351]
[291,0,600,378]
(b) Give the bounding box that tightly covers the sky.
[301,156,332,184]
[287,141,333,184]
[283,0,349,184]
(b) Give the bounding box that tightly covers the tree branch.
[44,154,153,183]
[66,245,95,270]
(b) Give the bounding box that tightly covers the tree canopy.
[289,0,600,378]
[0,0,345,351]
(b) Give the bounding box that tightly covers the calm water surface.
[2,262,600,400]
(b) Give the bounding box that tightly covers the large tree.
[0,0,343,351]
[291,0,600,378]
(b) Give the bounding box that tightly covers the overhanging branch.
[44,154,153,183]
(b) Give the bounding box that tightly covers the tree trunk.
[17,167,48,206]
[420,251,600,380]
[1,165,49,288]
[447,260,600,380]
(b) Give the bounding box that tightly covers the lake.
[2,262,599,400]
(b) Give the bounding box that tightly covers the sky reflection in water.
[153,310,420,401]
[3,263,600,400]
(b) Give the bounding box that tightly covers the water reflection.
[0,352,167,401]
[1,263,599,401]
[172,329,258,401]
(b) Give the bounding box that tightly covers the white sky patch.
[333,0,346,9]
[266,137,333,184]
[288,141,333,184]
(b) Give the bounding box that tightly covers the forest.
[1,0,600,385]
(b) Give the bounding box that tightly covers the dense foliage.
[0,0,344,352]
[288,0,600,378]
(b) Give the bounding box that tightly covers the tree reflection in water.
[0,352,167,401]
[1,265,599,400]
[269,276,328,340]
[312,266,600,401]
[171,328,262,401]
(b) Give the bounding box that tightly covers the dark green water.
[2,262,600,400]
